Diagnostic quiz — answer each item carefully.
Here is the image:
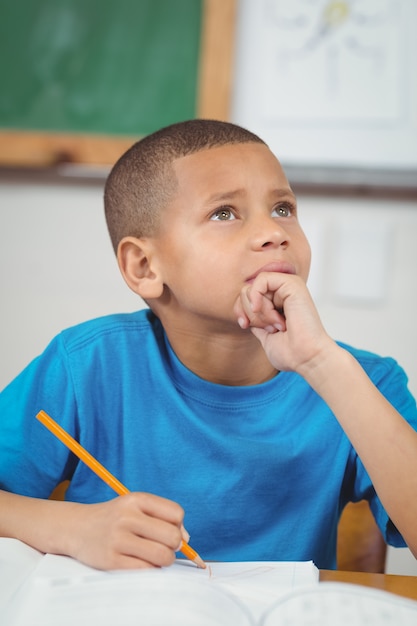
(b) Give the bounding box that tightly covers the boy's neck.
[162,324,278,386]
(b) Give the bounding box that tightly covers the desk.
[320,570,417,601]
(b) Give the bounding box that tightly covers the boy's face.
[150,142,311,330]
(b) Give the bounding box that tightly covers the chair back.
[337,500,387,573]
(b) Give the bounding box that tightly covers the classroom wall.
[1,176,416,575]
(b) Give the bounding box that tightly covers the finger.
[100,537,177,570]
[98,501,184,569]
[234,293,251,329]
[118,494,183,551]
[131,512,183,549]
[250,326,269,344]
[118,534,179,568]
[244,285,268,315]
[131,492,184,526]
[241,286,283,331]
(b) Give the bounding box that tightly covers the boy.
[0,119,416,571]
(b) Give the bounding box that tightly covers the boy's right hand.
[70,492,186,570]
[0,489,186,571]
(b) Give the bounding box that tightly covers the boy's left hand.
[234,272,334,374]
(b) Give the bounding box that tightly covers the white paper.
[261,582,417,625]
[0,539,43,611]
[1,539,319,625]
[7,539,417,626]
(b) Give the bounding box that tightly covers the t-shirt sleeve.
[0,334,79,498]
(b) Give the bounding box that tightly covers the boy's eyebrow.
[205,189,245,203]
[206,188,296,204]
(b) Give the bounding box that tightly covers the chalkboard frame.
[0,0,237,170]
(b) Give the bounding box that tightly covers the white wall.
[1,175,416,574]
[0,175,142,386]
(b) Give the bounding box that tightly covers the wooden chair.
[337,500,387,573]
[49,480,70,501]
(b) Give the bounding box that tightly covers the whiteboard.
[231,0,417,188]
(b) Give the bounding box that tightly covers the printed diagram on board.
[261,0,404,124]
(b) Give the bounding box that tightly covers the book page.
[0,539,43,612]
[3,550,319,625]
[4,572,254,626]
[201,560,319,620]
[261,582,417,625]
[35,556,319,621]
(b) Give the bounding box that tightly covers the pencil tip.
[194,555,207,569]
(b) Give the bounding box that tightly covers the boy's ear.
[117,237,164,299]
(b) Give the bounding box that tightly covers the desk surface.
[320,570,417,601]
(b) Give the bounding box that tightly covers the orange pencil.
[36,410,205,569]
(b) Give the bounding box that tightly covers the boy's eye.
[272,204,293,218]
[210,207,236,221]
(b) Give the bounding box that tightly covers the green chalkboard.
[0,0,202,136]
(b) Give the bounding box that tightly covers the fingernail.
[265,325,276,333]
[238,317,246,328]
[274,323,283,331]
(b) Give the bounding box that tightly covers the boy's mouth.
[246,261,296,283]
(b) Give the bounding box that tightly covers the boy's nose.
[250,217,289,250]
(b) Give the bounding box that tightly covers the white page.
[4,573,254,626]
[3,542,417,625]
[202,560,319,620]
[0,539,43,611]
[3,550,319,625]
[34,556,319,620]
[261,582,417,626]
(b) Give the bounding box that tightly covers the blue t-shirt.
[1,309,416,568]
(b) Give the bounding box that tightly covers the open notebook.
[2,539,417,625]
